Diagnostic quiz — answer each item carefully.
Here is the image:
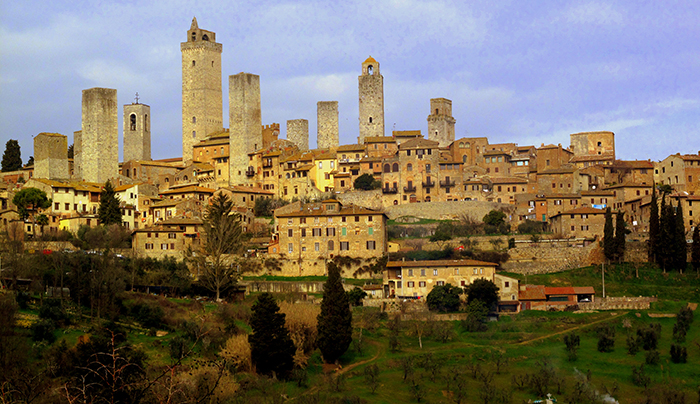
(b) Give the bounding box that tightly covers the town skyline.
[2,1,700,162]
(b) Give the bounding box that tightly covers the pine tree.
[249,292,295,378]
[692,226,700,275]
[673,200,687,272]
[98,180,122,226]
[648,186,659,264]
[603,207,615,262]
[614,211,627,263]
[317,261,352,363]
[1,139,22,172]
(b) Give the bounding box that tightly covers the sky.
[2,0,700,164]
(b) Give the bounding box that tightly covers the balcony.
[422,180,436,188]
[404,185,417,192]
[439,180,456,188]
[262,160,273,168]
[382,187,398,194]
[245,167,255,177]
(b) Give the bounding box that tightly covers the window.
[288,243,293,253]
[314,243,320,251]
[368,227,373,235]
[312,228,322,237]
[436,281,445,286]
[326,228,336,236]
[340,241,349,251]
[55,202,59,210]
[454,268,459,275]
[421,269,426,277]
[407,281,415,287]
[288,229,293,237]
[433,269,438,276]
[168,233,176,239]
[473,268,478,275]
[355,216,360,222]
[318,162,323,169]
[301,228,306,237]
[328,240,334,250]
[300,217,306,224]
[505,281,510,288]
[368,215,373,222]
[408,269,413,276]
[419,281,426,287]
[407,163,413,171]
[288,218,293,225]
[366,240,376,250]
[145,243,153,250]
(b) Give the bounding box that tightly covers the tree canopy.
[98,180,122,226]
[464,278,499,309]
[12,187,51,222]
[1,139,22,172]
[426,284,463,312]
[316,261,352,363]
[249,292,295,378]
[354,173,380,190]
[483,210,506,227]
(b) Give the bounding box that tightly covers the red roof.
[545,287,576,295]
[519,285,546,300]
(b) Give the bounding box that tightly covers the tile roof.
[386,259,497,268]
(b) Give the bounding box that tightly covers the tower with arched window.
[358,56,385,144]
[123,101,151,162]
[427,98,456,147]
[181,17,223,162]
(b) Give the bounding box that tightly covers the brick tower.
[181,17,223,162]
[229,72,262,186]
[358,56,384,144]
[427,98,456,147]
[317,101,339,149]
[287,119,309,151]
[123,95,151,162]
[81,87,118,183]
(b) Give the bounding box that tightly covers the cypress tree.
[317,261,352,364]
[691,225,700,275]
[658,195,671,271]
[1,139,22,172]
[614,211,627,263]
[249,292,295,378]
[603,207,615,262]
[673,200,687,272]
[648,186,659,264]
[98,180,122,226]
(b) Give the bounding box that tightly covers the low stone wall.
[383,200,513,221]
[240,280,357,294]
[502,243,598,274]
[25,241,77,252]
[249,256,377,279]
[579,296,657,311]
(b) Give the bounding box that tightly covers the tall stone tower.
[317,101,339,149]
[81,87,118,184]
[358,56,384,144]
[229,72,262,186]
[181,17,223,162]
[123,96,151,162]
[34,133,69,180]
[287,119,309,151]
[73,130,82,180]
[427,98,456,147]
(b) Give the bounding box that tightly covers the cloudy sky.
[2,0,700,163]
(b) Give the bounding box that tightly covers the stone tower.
[81,87,118,184]
[229,72,262,186]
[317,101,339,149]
[123,97,151,162]
[181,17,223,162]
[73,130,82,180]
[427,98,456,147]
[287,119,309,151]
[34,133,69,180]
[358,56,384,144]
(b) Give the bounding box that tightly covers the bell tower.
[181,17,223,162]
[358,56,385,144]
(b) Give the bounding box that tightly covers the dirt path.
[516,311,627,345]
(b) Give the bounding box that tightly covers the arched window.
[463,155,467,163]
[192,60,196,67]
[130,114,136,131]
[368,65,373,75]
[369,117,373,123]
[393,200,398,205]
[191,32,196,41]
[459,142,464,148]
[407,163,413,172]
[192,131,196,138]
[425,196,431,202]
[384,182,389,188]
[465,142,471,149]
[328,240,334,251]
[132,168,136,177]
[392,163,399,172]
[383,164,390,173]
[184,175,188,181]
[144,114,148,131]
[221,147,224,154]
[192,116,196,123]
[202,34,209,41]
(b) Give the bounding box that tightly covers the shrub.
[169,336,187,360]
[631,365,650,387]
[426,284,463,313]
[129,301,165,329]
[626,333,640,355]
[596,324,615,353]
[15,292,29,310]
[645,349,660,365]
[346,287,367,307]
[219,334,252,371]
[279,301,320,367]
[30,319,56,343]
[39,298,70,326]
[563,333,580,361]
[637,323,661,350]
[518,220,544,234]
[670,344,687,364]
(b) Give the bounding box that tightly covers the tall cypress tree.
[673,200,687,272]
[691,225,700,275]
[603,207,615,262]
[316,261,352,364]
[658,195,671,271]
[98,180,122,226]
[648,186,660,264]
[1,139,22,172]
[614,211,627,263]
[249,292,295,378]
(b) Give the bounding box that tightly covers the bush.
[129,301,165,329]
[518,220,544,234]
[631,365,650,387]
[596,324,615,353]
[346,287,368,307]
[169,336,187,360]
[426,284,462,313]
[39,298,70,326]
[670,344,687,363]
[626,334,641,355]
[354,174,380,190]
[16,291,29,310]
[30,319,56,343]
[637,323,661,350]
[219,334,252,371]
[645,349,660,365]
[461,300,488,332]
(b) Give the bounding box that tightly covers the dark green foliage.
[354,173,380,190]
[429,231,452,243]
[15,292,29,310]
[659,197,673,270]
[317,262,352,363]
[517,219,544,234]
[672,201,687,271]
[1,139,22,172]
[461,300,488,332]
[626,333,641,355]
[508,237,515,249]
[387,315,401,352]
[364,364,380,393]
[128,301,165,329]
[603,207,615,262]
[346,287,367,306]
[30,319,56,343]
[563,333,580,361]
[253,197,288,217]
[637,323,661,350]
[98,180,122,226]
[426,284,463,312]
[645,349,660,365]
[596,324,615,352]
[168,336,187,360]
[673,306,693,343]
[483,210,506,227]
[12,187,51,222]
[249,293,295,378]
[631,364,650,387]
[464,278,499,309]
[39,298,69,326]
[670,344,688,363]
[614,211,628,262]
[692,225,700,274]
[648,186,659,263]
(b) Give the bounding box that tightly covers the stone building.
[81,87,119,184]
[655,152,700,195]
[181,17,223,162]
[427,98,456,147]
[549,207,607,238]
[358,57,384,144]
[123,100,151,162]
[33,133,69,180]
[229,72,262,186]
[287,119,309,151]
[132,217,202,260]
[317,101,339,149]
[272,199,387,261]
[569,131,615,167]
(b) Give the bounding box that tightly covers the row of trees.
[603,207,629,263]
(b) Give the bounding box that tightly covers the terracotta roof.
[519,285,546,300]
[160,186,215,195]
[569,154,614,162]
[602,183,652,190]
[386,259,497,268]
[608,160,654,169]
[337,144,365,152]
[545,287,576,295]
[225,186,274,195]
[490,177,528,184]
[392,130,422,138]
[679,154,700,161]
[573,286,595,294]
[159,217,203,225]
[364,56,377,64]
[581,190,615,196]
[399,137,439,149]
[538,167,576,174]
[364,136,396,144]
[275,202,385,218]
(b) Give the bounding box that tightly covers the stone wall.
[579,296,657,311]
[229,73,262,186]
[286,119,309,151]
[24,241,77,252]
[240,280,357,294]
[317,101,339,149]
[247,255,380,279]
[502,243,598,274]
[82,88,118,183]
